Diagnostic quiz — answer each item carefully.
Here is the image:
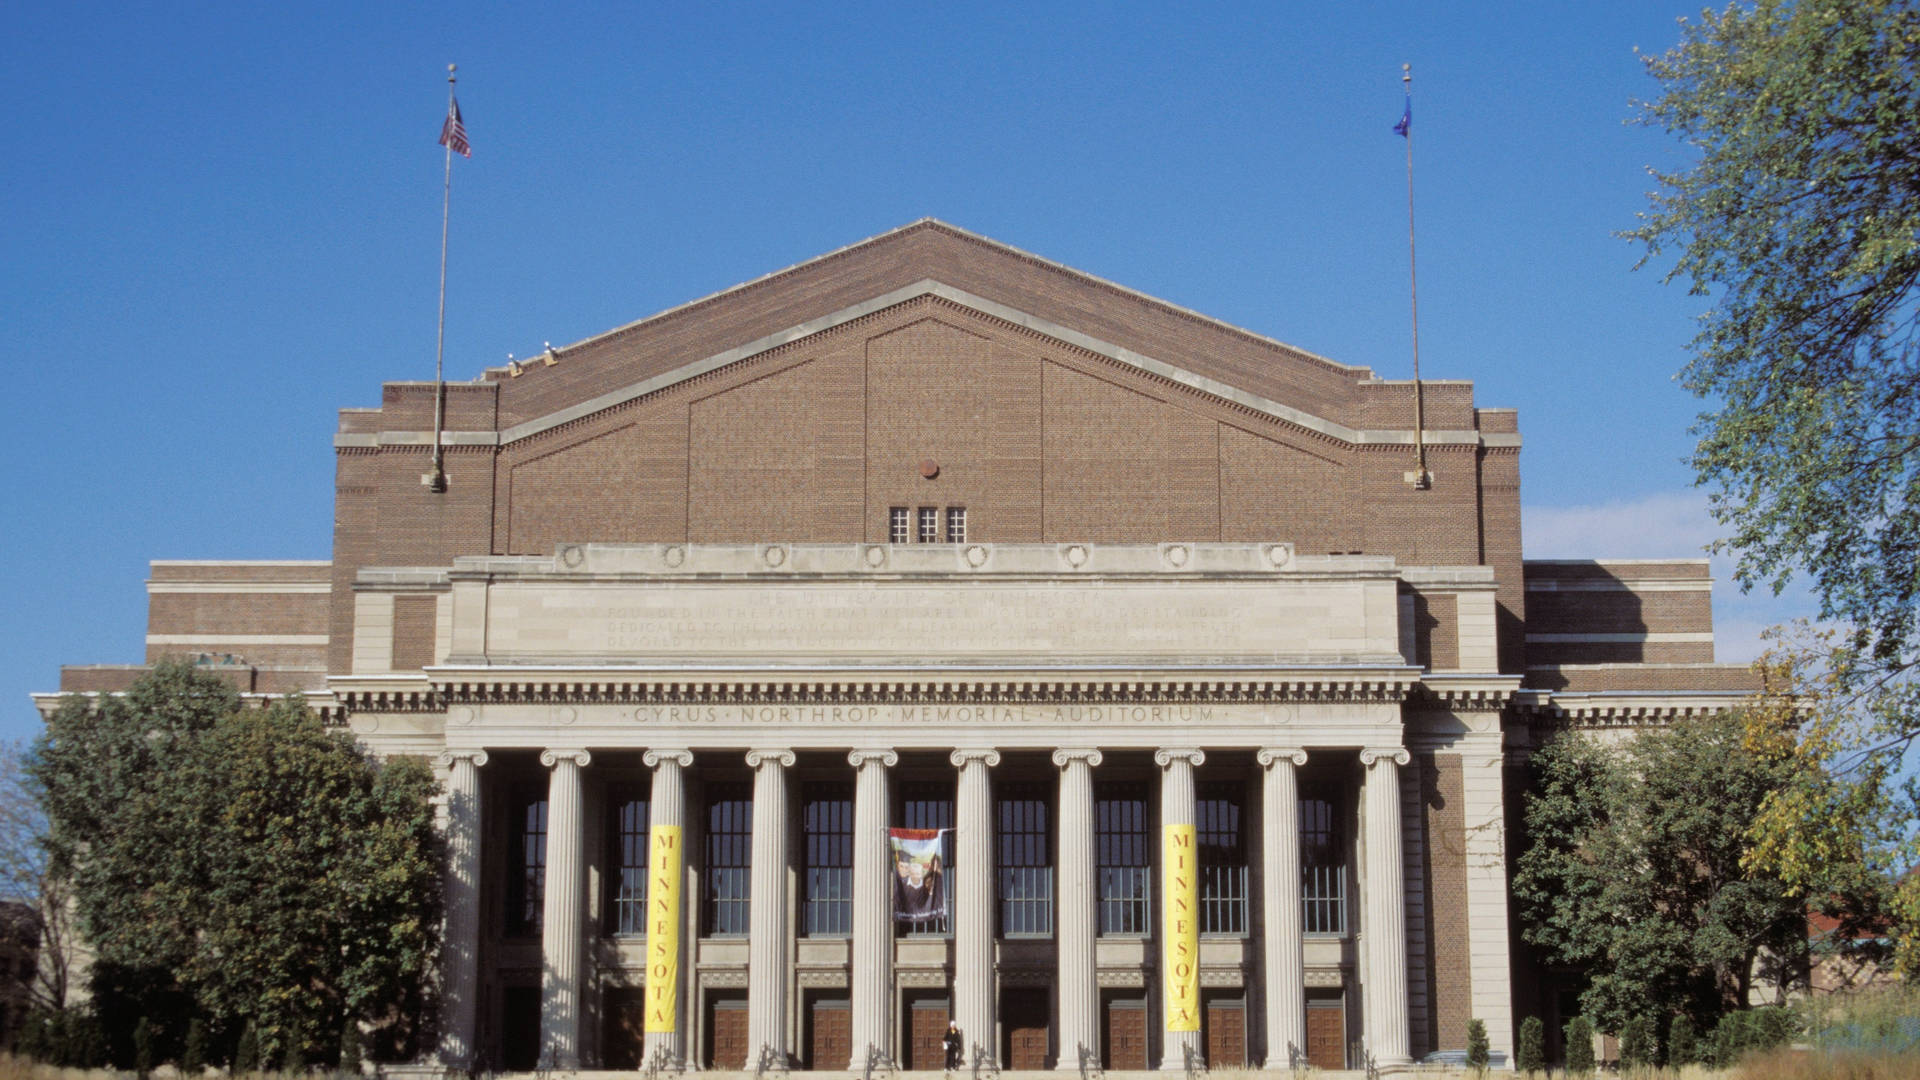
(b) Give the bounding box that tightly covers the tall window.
[1301,788,1347,935]
[704,782,753,936]
[898,780,953,936]
[506,788,548,936]
[997,783,1053,936]
[917,507,939,543]
[1096,782,1151,935]
[608,789,649,936]
[946,507,967,543]
[1197,782,1249,935]
[803,782,854,936]
[889,507,910,544]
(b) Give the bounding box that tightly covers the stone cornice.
[340,668,1419,713]
[1520,690,1751,729]
[1409,674,1523,712]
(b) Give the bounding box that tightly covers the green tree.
[29,662,441,1060]
[1564,1016,1595,1076]
[1513,716,1815,1031]
[1668,1014,1698,1068]
[1516,1016,1545,1074]
[1630,0,1920,965]
[1466,1018,1489,1072]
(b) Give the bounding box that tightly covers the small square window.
[918,507,938,544]
[946,507,967,543]
[889,507,909,544]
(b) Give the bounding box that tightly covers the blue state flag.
[1393,94,1411,137]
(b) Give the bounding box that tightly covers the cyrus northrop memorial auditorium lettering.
[42,221,1759,1073]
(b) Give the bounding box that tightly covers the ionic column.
[848,749,898,1071]
[539,749,592,1069]
[1156,748,1205,1072]
[644,748,694,1070]
[951,748,1001,1070]
[437,749,488,1069]
[1258,748,1308,1070]
[1053,749,1103,1071]
[1361,747,1413,1070]
[747,749,797,1072]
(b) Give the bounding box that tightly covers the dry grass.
[1733,1047,1920,1080]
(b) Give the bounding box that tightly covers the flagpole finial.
[448,63,457,83]
[1402,63,1411,84]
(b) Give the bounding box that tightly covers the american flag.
[439,96,471,158]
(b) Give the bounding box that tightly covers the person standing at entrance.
[943,1022,964,1073]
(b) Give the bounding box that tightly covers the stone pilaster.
[644,748,694,1070]
[951,748,1001,1070]
[747,749,797,1073]
[1258,748,1308,1070]
[848,749,898,1071]
[1156,748,1205,1072]
[1362,747,1413,1071]
[539,748,591,1069]
[437,749,488,1070]
[1053,749,1103,1071]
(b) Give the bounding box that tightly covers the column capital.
[1153,748,1206,768]
[643,748,693,769]
[539,748,591,769]
[1359,746,1411,768]
[949,748,1002,768]
[1050,748,1104,768]
[1256,747,1308,769]
[848,748,899,769]
[746,748,797,769]
[437,749,489,770]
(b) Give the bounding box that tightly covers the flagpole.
[1402,63,1431,490]
[426,63,455,494]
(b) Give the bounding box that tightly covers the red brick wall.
[1421,753,1471,1052]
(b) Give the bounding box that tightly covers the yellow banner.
[646,825,683,1034]
[1162,823,1200,1031]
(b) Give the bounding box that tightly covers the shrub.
[1619,1015,1656,1070]
[181,1018,206,1074]
[1564,1015,1595,1075]
[1710,1006,1800,1067]
[1668,1014,1697,1067]
[283,1033,307,1074]
[339,1014,362,1074]
[133,1016,155,1079]
[234,1022,259,1074]
[1467,1018,1489,1071]
[1517,1016,1546,1073]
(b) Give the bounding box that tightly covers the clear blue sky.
[0,2,1814,744]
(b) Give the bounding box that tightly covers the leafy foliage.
[1513,717,1819,1031]
[1631,0,1920,669]
[1466,1018,1489,1071]
[1632,0,1920,941]
[28,661,441,1065]
[1709,1006,1800,1066]
[1517,1016,1546,1073]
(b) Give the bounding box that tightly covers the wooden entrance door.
[1306,998,1346,1070]
[907,997,949,1071]
[603,987,646,1067]
[1102,997,1148,1070]
[1204,994,1245,1068]
[1002,987,1050,1070]
[709,995,749,1070]
[809,996,850,1069]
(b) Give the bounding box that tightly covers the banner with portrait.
[889,827,949,922]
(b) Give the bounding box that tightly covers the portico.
[339,540,1517,1073]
